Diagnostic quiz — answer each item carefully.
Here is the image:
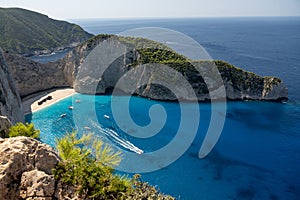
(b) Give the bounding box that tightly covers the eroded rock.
[0,137,59,200]
[20,170,55,199]
[5,35,288,102]
[0,48,24,137]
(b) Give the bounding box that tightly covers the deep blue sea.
[28,18,300,199]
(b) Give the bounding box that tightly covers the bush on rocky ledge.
[53,132,175,200]
[7,122,40,139]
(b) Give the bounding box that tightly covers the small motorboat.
[104,114,110,119]
[68,106,74,110]
[84,126,91,130]
[60,113,67,118]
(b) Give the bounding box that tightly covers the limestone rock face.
[0,136,60,200]
[72,38,138,94]
[0,116,12,138]
[4,53,69,98]
[66,36,288,102]
[262,77,288,101]
[217,61,288,101]
[0,48,24,137]
[5,35,288,102]
[20,170,55,199]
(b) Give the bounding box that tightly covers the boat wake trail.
[89,120,144,154]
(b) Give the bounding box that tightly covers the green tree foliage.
[8,122,40,138]
[53,132,131,199]
[83,34,190,69]
[53,131,175,199]
[129,174,175,200]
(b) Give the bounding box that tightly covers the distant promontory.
[4,34,288,102]
[0,7,93,56]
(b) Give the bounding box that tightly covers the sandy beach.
[22,88,76,115]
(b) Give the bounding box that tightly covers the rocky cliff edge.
[0,136,81,200]
[0,48,24,137]
[5,35,288,102]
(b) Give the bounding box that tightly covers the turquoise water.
[74,17,300,101]
[26,94,300,199]
[26,18,300,199]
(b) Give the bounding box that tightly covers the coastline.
[22,88,76,115]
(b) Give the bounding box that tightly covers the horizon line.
[1,7,299,21]
[69,15,300,21]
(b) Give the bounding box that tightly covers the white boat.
[60,113,67,118]
[84,126,91,130]
[104,114,110,119]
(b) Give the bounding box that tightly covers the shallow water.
[26,94,300,199]
[26,17,300,199]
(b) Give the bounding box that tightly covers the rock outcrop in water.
[6,34,288,102]
[0,48,23,137]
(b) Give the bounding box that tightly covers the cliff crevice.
[0,48,24,137]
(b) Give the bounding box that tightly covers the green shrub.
[8,122,40,139]
[129,174,175,200]
[53,131,175,199]
[53,132,132,199]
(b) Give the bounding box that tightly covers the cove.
[26,93,300,199]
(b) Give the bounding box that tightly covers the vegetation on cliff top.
[83,34,281,81]
[74,34,285,101]
[215,60,282,92]
[81,34,196,73]
[82,34,188,65]
[0,7,93,55]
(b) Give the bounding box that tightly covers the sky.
[1,0,300,20]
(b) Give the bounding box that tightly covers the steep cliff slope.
[67,35,288,101]
[6,34,288,101]
[0,48,23,137]
[0,7,93,56]
[4,53,69,97]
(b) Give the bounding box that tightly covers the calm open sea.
[28,18,300,199]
